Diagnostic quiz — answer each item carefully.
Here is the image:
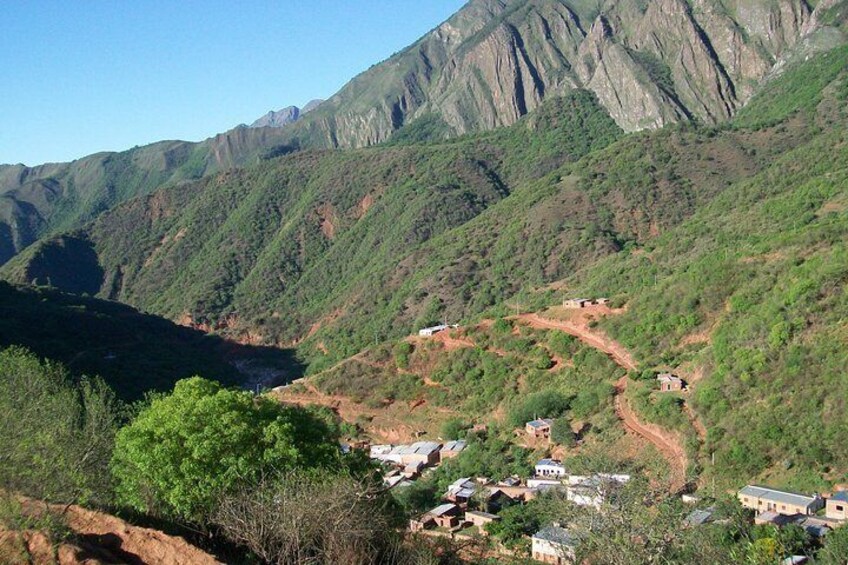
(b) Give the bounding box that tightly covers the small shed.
[526,418,554,438]
[465,510,500,529]
[429,503,462,529]
[563,298,592,309]
[657,373,685,392]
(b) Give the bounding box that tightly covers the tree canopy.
[111,377,342,522]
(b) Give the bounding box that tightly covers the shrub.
[111,377,342,522]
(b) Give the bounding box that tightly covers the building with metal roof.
[826,490,848,522]
[532,525,576,564]
[684,507,715,527]
[738,485,824,516]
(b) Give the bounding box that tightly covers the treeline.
[0,347,454,564]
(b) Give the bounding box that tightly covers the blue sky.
[0,1,467,166]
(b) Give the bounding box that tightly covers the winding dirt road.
[514,311,688,491]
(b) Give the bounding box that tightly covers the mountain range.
[1,0,848,487]
[249,99,324,128]
[3,0,844,269]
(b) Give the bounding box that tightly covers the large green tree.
[111,377,342,522]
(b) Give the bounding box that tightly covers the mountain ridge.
[2,0,844,269]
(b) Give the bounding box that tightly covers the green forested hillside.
[4,44,848,489]
[0,126,301,265]
[574,45,848,489]
[3,92,622,361]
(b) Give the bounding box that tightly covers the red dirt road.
[515,311,687,491]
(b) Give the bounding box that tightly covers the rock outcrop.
[286,0,827,144]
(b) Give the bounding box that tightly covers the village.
[354,423,848,564]
[343,299,848,564]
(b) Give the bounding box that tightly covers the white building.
[535,458,567,478]
[419,324,449,337]
[567,474,630,509]
[532,525,576,564]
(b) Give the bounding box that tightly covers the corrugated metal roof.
[430,503,458,517]
[533,525,575,545]
[466,510,500,520]
[684,507,715,526]
[739,485,818,507]
[527,419,553,428]
[536,458,564,467]
[441,440,467,452]
[830,491,848,502]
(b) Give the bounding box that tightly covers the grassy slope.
[573,45,848,490]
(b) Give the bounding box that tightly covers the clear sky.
[0,0,467,166]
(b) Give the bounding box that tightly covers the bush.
[0,347,121,506]
[507,389,572,428]
[393,342,413,369]
[440,417,471,440]
[215,470,404,564]
[550,419,577,447]
[111,377,343,522]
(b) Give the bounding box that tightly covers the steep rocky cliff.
[286,0,841,144]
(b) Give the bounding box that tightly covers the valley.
[2,0,848,563]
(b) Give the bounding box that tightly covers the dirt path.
[615,377,687,490]
[514,312,687,491]
[683,401,707,441]
[5,497,221,565]
[515,313,638,371]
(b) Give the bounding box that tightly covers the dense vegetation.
[0,348,419,563]
[575,45,848,489]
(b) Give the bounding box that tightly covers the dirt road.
[515,311,687,491]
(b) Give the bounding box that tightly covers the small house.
[465,510,500,529]
[419,324,449,337]
[657,373,685,392]
[532,525,576,564]
[429,503,462,529]
[408,515,434,532]
[440,440,467,460]
[389,441,442,466]
[483,488,513,512]
[826,491,848,522]
[526,419,554,438]
[369,444,394,461]
[594,298,610,306]
[738,485,824,516]
[563,298,592,309]
[567,474,629,509]
[535,458,567,478]
[445,478,476,505]
[402,460,425,479]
